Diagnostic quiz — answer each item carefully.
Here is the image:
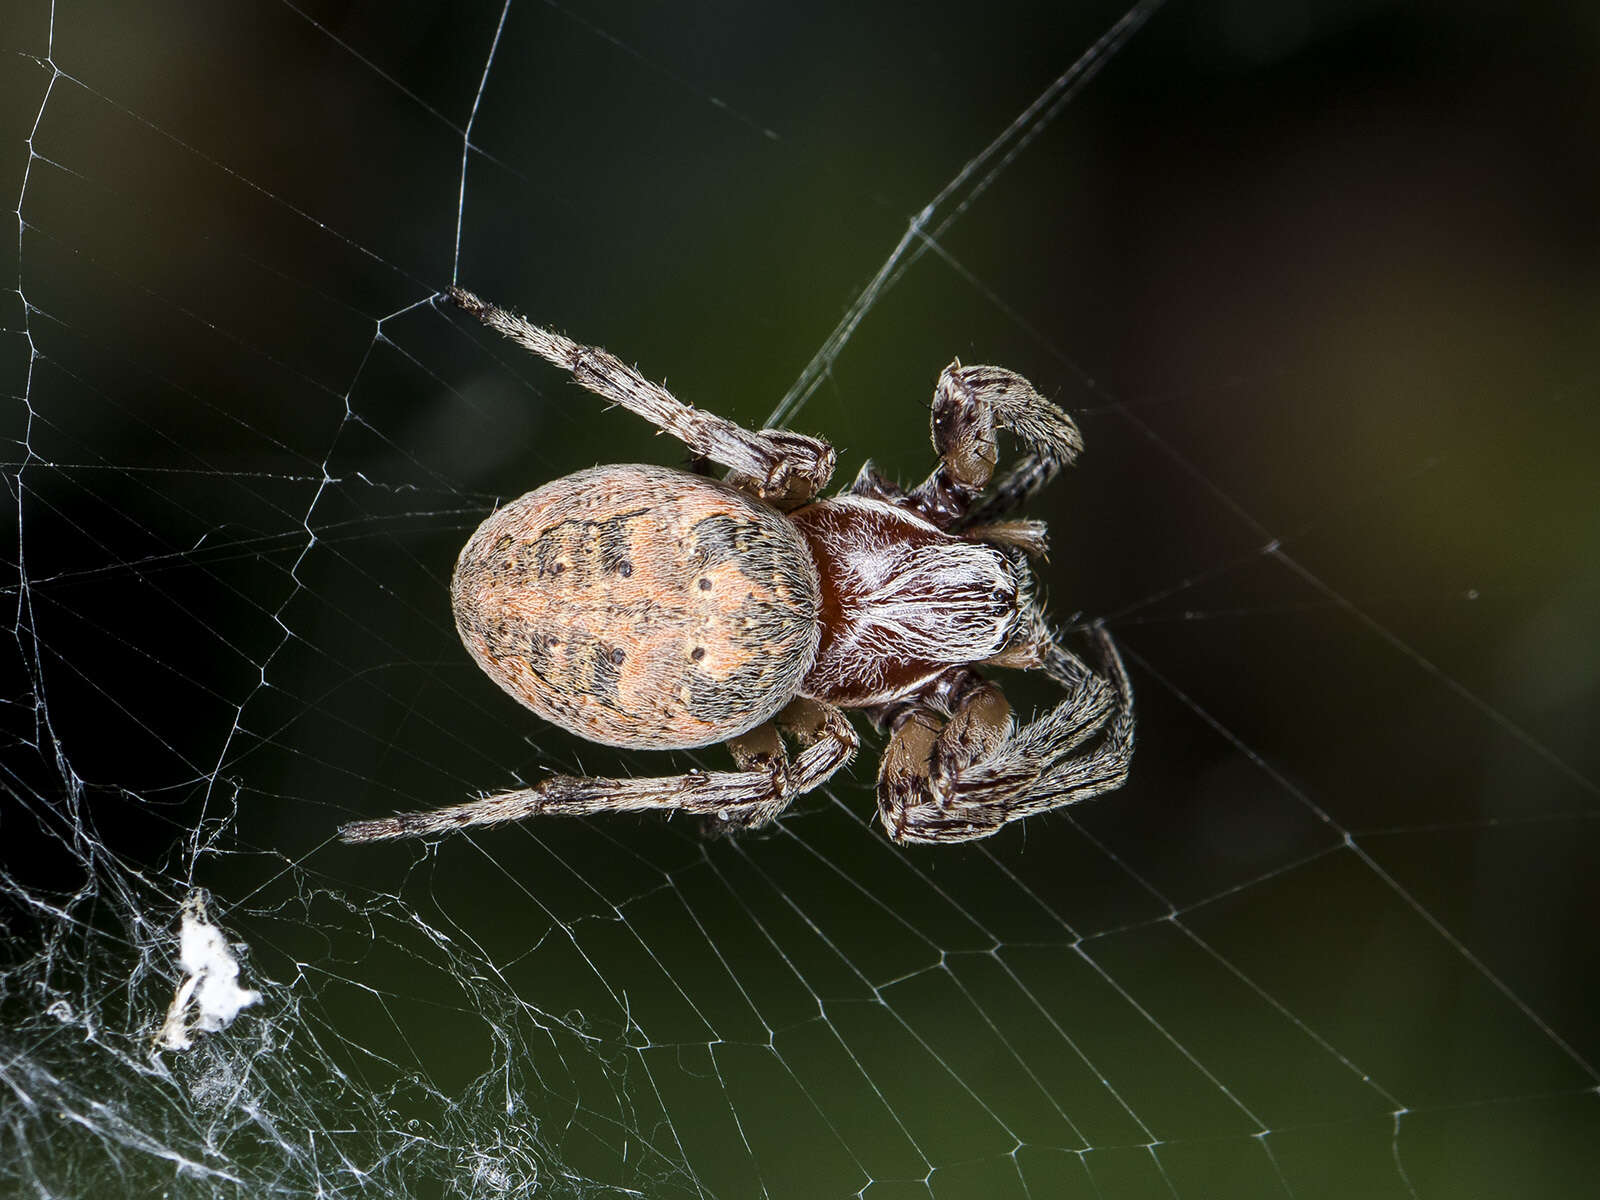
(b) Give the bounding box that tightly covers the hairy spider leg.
[907,361,1085,528]
[446,288,836,506]
[875,626,1133,845]
[337,698,856,843]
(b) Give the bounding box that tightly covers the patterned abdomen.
[452,464,822,749]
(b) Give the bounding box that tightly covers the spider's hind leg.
[703,699,859,837]
[338,698,857,843]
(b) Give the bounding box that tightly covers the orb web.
[4,1,1597,1197]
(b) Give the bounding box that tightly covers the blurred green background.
[2,1,1597,1197]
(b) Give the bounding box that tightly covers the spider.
[338,288,1133,847]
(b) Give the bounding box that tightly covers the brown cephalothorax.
[338,288,1133,847]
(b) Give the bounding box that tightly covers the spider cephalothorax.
[339,288,1133,847]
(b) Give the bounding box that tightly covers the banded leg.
[962,454,1063,528]
[340,698,857,843]
[877,627,1133,845]
[910,362,1084,527]
[706,698,860,836]
[846,455,1051,557]
[447,287,836,505]
[878,677,1014,844]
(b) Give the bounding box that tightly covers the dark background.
[2,1,1597,1197]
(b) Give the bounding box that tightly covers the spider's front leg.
[875,629,1133,845]
[877,675,1015,845]
[338,698,856,843]
[908,362,1084,528]
[447,288,836,506]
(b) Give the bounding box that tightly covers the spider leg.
[337,698,856,843]
[876,627,1133,845]
[704,698,859,836]
[877,677,1014,844]
[842,457,1055,555]
[447,288,836,506]
[962,517,1049,558]
[909,362,1083,528]
[961,453,1065,528]
[840,458,908,503]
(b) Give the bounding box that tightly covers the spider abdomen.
[452,464,822,749]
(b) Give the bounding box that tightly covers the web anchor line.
[767,0,1168,430]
